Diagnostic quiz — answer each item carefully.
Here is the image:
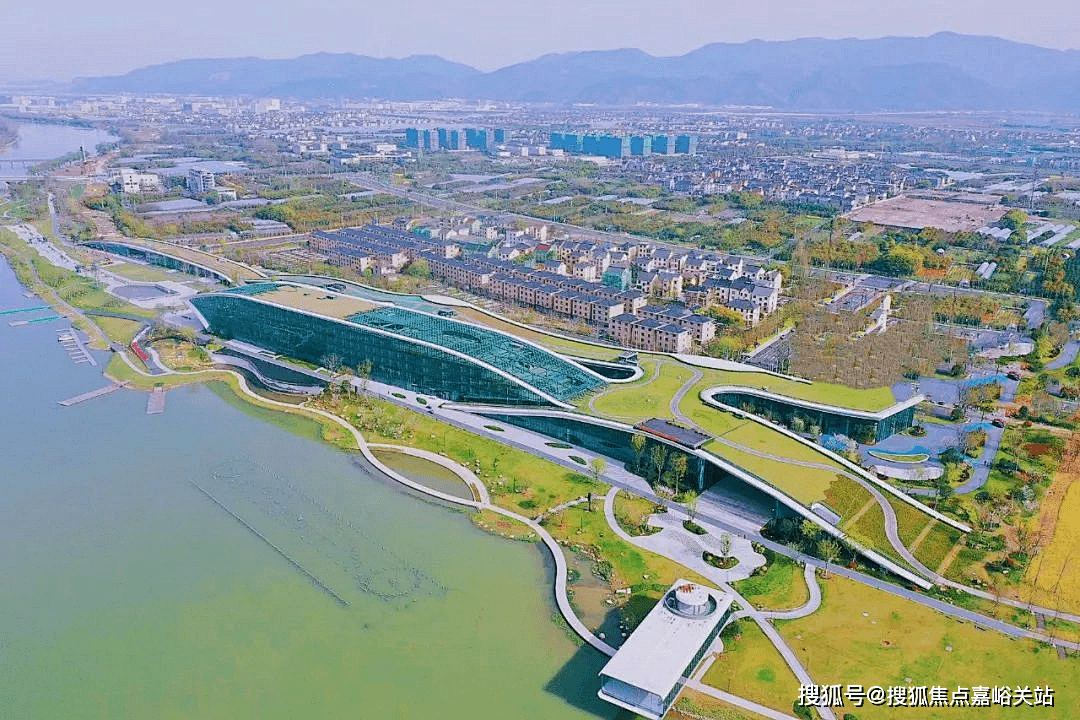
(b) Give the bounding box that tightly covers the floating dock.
[57,328,97,366]
[58,382,127,406]
[0,304,48,315]
[9,315,61,326]
[146,387,166,415]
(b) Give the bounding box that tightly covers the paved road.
[1046,339,1080,370]
[605,488,833,720]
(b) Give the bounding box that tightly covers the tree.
[589,457,607,486]
[403,258,431,278]
[668,454,689,495]
[935,476,955,507]
[321,353,342,375]
[630,434,646,470]
[717,531,732,559]
[355,359,373,396]
[649,445,669,485]
[685,491,700,522]
[818,538,841,577]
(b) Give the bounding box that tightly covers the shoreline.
[101,352,614,654]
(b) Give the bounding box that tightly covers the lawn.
[720,420,851,474]
[823,475,876,520]
[322,394,607,518]
[672,691,763,720]
[701,621,801,714]
[589,359,695,420]
[778,575,1080,719]
[106,261,186,283]
[869,450,931,463]
[912,522,964,575]
[612,489,663,536]
[733,549,811,611]
[706,440,841,506]
[887,495,935,548]
[678,397,746,436]
[845,501,913,571]
[93,316,145,344]
[686,369,897,414]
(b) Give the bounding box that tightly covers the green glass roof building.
[190,283,604,407]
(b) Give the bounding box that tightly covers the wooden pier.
[58,382,127,406]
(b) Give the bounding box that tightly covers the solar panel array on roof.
[347,306,603,401]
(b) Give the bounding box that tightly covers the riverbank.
[0,254,619,720]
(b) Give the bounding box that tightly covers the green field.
[106,261,187,283]
[707,440,840,505]
[869,450,931,463]
[912,521,964,574]
[93,316,144,344]
[778,575,1079,719]
[701,622,801,714]
[888,495,936,548]
[588,359,695,420]
[733,551,811,611]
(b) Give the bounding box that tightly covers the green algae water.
[0,257,618,719]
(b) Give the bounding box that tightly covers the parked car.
[992,418,1007,428]
[1007,371,1022,381]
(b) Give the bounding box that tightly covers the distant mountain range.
[71,33,1080,112]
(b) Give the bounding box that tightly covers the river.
[0,122,117,176]
[0,256,615,719]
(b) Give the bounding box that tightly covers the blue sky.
[4,0,1076,81]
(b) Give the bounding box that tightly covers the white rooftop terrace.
[598,580,733,719]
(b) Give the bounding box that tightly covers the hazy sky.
[5,0,1077,82]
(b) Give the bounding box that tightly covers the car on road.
[1007,371,1022,381]
[992,418,1007,428]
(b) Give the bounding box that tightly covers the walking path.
[667,374,939,583]
[604,487,836,720]
[58,381,126,406]
[109,344,1080,648]
[757,564,823,621]
[1046,339,1080,370]
[586,357,662,415]
[672,376,1080,626]
[603,486,765,582]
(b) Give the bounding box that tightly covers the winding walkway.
[667,373,936,583]
[1046,339,1080,371]
[586,357,662,415]
[604,487,836,720]
[112,346,1080,654]
[757,564,823,621]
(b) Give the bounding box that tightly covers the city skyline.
[4,0,1078,83]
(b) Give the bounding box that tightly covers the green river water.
[0,256,620,719]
